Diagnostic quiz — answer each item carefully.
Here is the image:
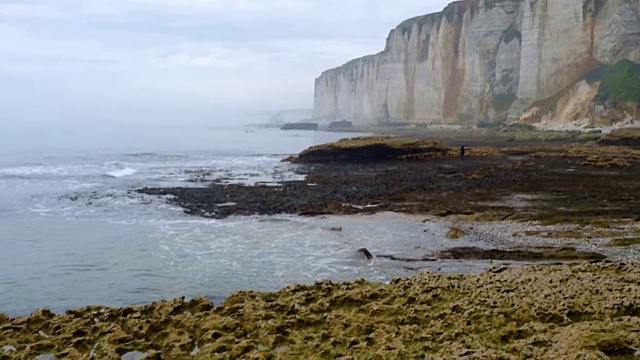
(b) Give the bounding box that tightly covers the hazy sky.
[0,1,451,124]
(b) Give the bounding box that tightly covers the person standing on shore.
[460,145,465,159]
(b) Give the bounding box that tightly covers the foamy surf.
[104,168,138,178]
[0,165,66,178]
[0,126,375,316]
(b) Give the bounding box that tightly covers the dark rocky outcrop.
[281,123,318,131]
[327,120,353,130]
[139,141,640,225]
[599,128,640,147]
[436,246,607,261]
[356,248,373,260]
[376,254,437,262]
[285,136,453,163]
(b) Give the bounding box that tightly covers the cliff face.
[314,0,640,127]
[520,60,640,129]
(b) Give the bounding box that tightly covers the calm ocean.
[0,122,482,316]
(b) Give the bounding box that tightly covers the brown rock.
[446,227,465,239]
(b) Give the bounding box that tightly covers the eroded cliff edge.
[314,0,640,128]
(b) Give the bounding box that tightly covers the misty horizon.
[0,1,451,128]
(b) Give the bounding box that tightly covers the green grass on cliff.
[585,59,640,104]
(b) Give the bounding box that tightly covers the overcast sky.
[0,1,450,124]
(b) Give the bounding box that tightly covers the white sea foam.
[104,168,138,178]
[0,165,67,177]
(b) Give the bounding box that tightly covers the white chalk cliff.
[313,0,640,128]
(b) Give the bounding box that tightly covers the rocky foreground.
[1,262,639,359]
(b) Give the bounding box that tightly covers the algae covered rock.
[285,136,453,163]
[437,246,607,261]
[605,237,640,247]
[446,227,465,239]
[599,128,640,147]
[2,263,639,359]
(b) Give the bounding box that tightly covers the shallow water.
[0,124,492,317]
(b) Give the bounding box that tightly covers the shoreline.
[7,211,634,318]
[2,262,639,358]
[3,133,640,358]
[5,209,634,319]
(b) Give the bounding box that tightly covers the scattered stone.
[446,227,465,239]
[190,344,200,356]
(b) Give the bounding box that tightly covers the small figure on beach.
[460,145,465,159]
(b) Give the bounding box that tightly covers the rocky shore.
[134,135,640,268]
[1,262,639,359]
[3,136,640,358]
[138,137,640,248]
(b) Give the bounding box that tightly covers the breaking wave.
[104,168,138,178]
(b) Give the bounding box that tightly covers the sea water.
[0,122,485,316]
